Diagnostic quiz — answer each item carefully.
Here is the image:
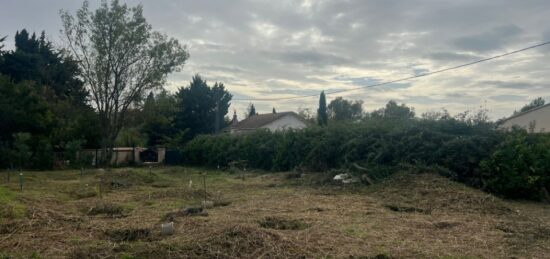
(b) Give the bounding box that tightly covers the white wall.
[499,105,550,133]
[262,115,307,131]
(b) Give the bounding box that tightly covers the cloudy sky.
[1,0,550,119]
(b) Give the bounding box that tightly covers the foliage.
[0,29,101,169]
[183,115,501,176]
[0,77,53,143]
[174,75,232,141]
[518,97,545,113]
[0,30,88,104]
[13,132,32,169]
[141,90,177,146]
[480,130,550,201]
[246,103,257,118]
[60,0,189,164]
[370,100,415,120]
[328,97,363,121]
[317,91,328,126]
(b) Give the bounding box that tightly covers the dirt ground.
[0,167,549,258]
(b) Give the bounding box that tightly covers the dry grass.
[0,167,549,258]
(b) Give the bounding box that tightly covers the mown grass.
[0,166,549,258]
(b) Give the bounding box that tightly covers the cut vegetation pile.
[0,167,549,258]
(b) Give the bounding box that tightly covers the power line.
[232,40,550,102]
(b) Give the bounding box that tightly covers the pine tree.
[317,91,328,126]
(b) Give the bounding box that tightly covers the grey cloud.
[427,52,481,62]
[480,80,540,89]
[452,25,523,52]
[2,0,550,118]
[266,49,354,66]
[489,95,526,102]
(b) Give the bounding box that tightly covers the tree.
[371,100,415,120]
[60,0,189,165]
[519,97,545,113]
[327,97,363,121]
[317,91,328,126]
[0,35,6,54]
[174,75,232,142]
[141,90,177,146]
[247,103,257,118]
[1,30,88,103]
[0,76,53,144]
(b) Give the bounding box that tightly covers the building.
[83,147,166,166]
[499,103,550,133]
[225,111,308,133]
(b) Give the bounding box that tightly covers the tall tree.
[0,30,101,169]
[371,100,415,120]
[327,97,363,121]
[317,91,328,126]
[0,29,88,104]
[174,75,232,142]
[141,90,177,146]
[0,35,6,54]
[247,103,257,118]
[60,0,189,164]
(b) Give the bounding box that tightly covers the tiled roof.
[229,112,304,130]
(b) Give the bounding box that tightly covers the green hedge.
[481,131,550,200]
[183,118,550,201]
[183,118,501,183]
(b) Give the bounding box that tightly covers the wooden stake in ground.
[203,173,207,203]
[98,178,103,199]
[19,171,23,191]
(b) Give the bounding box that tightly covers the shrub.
[480,130,550,201]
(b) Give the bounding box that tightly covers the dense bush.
[184,119,550,201]
[183,117,503,185]
[480,131,550,201]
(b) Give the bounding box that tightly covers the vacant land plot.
[0,167,549,258]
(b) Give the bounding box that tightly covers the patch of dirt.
[259,216,310,230]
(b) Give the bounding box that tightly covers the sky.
[1,0,550,120]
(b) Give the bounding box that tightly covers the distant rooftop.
[228,111,305,131]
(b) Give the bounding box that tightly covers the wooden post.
[98,178,103,199]
[19,171,23,191]
[203,173,207,203]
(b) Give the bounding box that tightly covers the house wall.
[82,147,166,166]
[499,105,550,133]
[261,115,307,131]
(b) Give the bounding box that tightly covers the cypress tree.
[248,104,256,117]
[317,91,328,126]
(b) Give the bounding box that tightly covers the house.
[499,103,550,133]
[83,147,166,166]
[225,111,308,133]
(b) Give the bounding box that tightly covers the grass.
[0,166,549,258]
